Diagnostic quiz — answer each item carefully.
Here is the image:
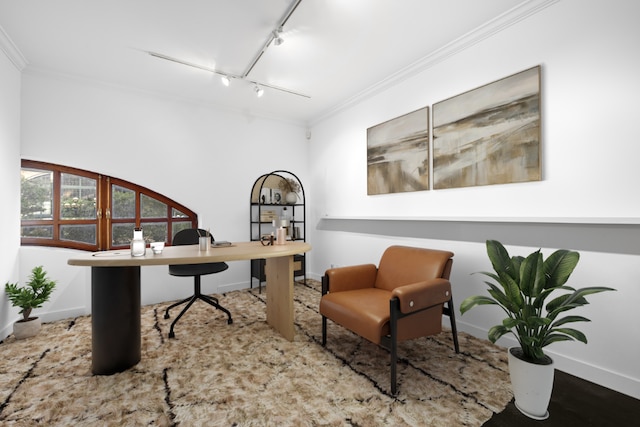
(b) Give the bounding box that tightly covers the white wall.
[307,0,640,398]
[17,71,309,320]
[0,45,22,339]
[6,0,639,401]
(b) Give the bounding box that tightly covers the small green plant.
[5,266,56,321]
[460,240,615,362]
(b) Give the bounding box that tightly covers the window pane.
[141,194,167,218]
[141,222,167,243]
[21,169,53,220]
[112,185,135,218]
[172,208,188,218]
[172,221,192,239]
[60,173,97,219]
[60,224,96,244]
[112,223,136,246]
[21,225,53,239]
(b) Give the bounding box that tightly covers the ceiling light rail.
[146,51,310,99]
[145,0,306,99]
[242,0,302,77]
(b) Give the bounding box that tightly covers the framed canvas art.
[367,106,430,195]
[432,66,541,190]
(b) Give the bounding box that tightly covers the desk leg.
[91,266,141,375]
[265,255,295,341]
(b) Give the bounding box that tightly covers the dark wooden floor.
[484,370,639,426]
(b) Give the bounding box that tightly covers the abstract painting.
[432,66,541,190]
[367,106,429,195]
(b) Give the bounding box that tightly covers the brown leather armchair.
[320,245,459,394]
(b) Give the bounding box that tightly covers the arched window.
[20,160,197,251]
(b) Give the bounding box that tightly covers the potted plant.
[4,265,57,339]
[279,178,300,204]
[460,240,614,420]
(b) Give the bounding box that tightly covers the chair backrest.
[374,246,454,291]
[173,228,214,246]
[169,228,227,274]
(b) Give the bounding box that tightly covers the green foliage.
[4,266,57,321]
[460,240,615,362]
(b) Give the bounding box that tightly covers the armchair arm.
[323,264,378,293]
[391,278,452,314]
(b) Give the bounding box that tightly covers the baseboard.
[218,280,252,294]
[456,319,640,400]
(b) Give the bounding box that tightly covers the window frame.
[20,160,197,251]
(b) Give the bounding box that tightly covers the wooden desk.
[68,241,311,375]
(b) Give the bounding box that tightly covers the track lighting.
[221,75,230,86]
[273,27,284,46]
[254,85,264,98]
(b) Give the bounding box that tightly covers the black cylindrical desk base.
[91,266,141,375]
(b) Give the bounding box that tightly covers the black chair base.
[164,281,232,338]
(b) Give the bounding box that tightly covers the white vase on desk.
[131,228,146,257]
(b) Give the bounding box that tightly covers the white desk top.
[68,241,311,267]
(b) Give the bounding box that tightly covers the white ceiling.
[0,0,543,124]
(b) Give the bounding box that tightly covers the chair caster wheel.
[227,318,233,325]
[164,313,170,319]
[168,331,175,339]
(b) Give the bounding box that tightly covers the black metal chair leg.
[164,296,192,319]
[446,297,460,353]
[200,294,233,324]
[321,316,327,346]
[390,298,399,395]
[168,295,199,338]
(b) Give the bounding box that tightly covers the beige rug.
[0,280,512,426]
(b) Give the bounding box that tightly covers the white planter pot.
[508,347,554,420]
[285,192,298,204]
[13,317,42,340]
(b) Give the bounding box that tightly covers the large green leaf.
[543,249,579,289]
[486,240,518,281]
[551,328,588,343]
[519,250,544,297]
[488,324,512,343]
[541,333,576,346]
[460,295,498,315]
[496,275,524,312]
[550,315,590,328]
[525,316,551,328]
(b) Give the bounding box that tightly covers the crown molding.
[310,0,560,126]
[0,24,28,71]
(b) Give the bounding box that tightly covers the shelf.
[250,170,306,290]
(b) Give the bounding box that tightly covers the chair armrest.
[324,264,378,293]
[391,278,452,314]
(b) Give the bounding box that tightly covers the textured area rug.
[0,280,512,426]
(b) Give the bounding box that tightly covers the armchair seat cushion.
[320,288,391,345]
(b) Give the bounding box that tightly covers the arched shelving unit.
[249,170,306,292]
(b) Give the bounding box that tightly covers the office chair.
[164,228,233,338]
[320,245,459,394]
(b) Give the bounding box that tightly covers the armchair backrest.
[374,246,454,292]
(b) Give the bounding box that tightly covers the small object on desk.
[130,228,146,257]
[198,236,209,251]
[212,241,232,247]
[150,242,165,254]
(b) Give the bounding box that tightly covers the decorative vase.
[285,192,298,204]
[13,317,41,340]
[130,228,146,257]
[508,347,554,420]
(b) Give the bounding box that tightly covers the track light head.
[273,27,284,46]
[254,85,264,98]
[221,75,230,86]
